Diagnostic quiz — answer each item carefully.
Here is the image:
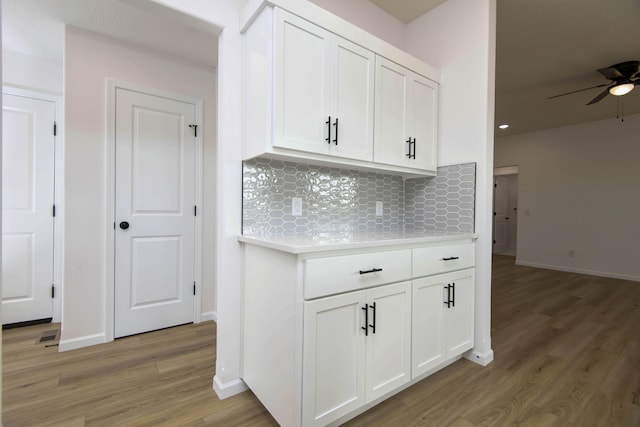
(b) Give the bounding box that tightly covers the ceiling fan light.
[609,83,635,96]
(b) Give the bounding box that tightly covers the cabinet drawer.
[305,250,411,299]
[412,243,475,277]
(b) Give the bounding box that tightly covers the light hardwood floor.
[3,256,640,426]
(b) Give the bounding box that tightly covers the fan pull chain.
[616,98,625,122]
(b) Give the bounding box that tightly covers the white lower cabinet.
[412,268,475,378]
[241,239,476,427]
[303,281,411,427]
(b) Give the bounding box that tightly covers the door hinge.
[51,285,55,299]
[193,282,196,295]
[194,205,197,216]
[53,121,57,136]
[188,124,198,138]
[52,204,56,217]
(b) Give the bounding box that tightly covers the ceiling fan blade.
[597,66,623,80]
[586,86,612,105]
[548,83,609,99]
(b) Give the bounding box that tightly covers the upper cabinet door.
[407,74,438,171]
[273,9,332,154]
[374,56,438,173]
[373,56,408,167]
[330,36,375,161]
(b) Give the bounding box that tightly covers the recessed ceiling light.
[498,124,509,130]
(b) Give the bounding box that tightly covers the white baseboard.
[59,333,107,352]
[213,375,248,400]
[515,260,640,282]
[201,311,217,322]
[464,348,494,366]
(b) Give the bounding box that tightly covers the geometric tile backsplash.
[405,162,476,233]
[243,158,404,235]
[242,158,476,236]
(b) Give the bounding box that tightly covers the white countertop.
[238,230,477,254]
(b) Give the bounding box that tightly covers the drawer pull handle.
[359,268,383,275]
[442,256,460,261]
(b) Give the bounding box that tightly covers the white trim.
[59,333,107,352]
[515,260,640,283]
[464,348,494,366]
[201,310,217,322]
[105,79,204,343]
[213,375,248,400]
[494,165,518,176]
[2,85,64,323]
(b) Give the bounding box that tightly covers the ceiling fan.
[549,60,640,105]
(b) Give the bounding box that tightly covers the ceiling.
[1,0,218,68]
[369,0,448,24]
[4,0,640,136]
[372,0,640,136]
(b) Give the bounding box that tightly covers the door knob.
[119,221,130,230]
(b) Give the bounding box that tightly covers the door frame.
[2,85,64,323]
[105,79,203,342]
[493,166,519,255]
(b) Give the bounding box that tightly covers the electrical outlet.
[376,201,383,216]
[292,197,302,216]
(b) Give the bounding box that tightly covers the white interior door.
[2,94,55,324]
[114,88,196,338]
[493,176,509,253]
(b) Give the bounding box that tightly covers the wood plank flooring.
[3,255,640,426]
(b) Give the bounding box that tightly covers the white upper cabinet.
[243,5,439,177]
[374,56,438,172]
[272,11,331,155]
[271,9,375,161]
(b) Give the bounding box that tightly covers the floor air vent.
[36,330,60,345]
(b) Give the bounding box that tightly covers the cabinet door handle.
[444,284,451,308]
[452,282,456,308]
[333,117,339,145]
[359,268,383,275]
[406,137,416,159]
[442,256,460,261]
[369,302,376,334]
[325,116,332,144]
[361,304,369,336]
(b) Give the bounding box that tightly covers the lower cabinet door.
[411,268,476,379]
[303,291,366,427]
[365,281,412,401]
[411,276,446,378]
[444,268,475,356]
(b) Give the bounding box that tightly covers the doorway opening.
[493,166,518,256]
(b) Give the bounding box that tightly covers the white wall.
[145,0,246,398]
[61,26,217,349]
[405,0,496,363]
[1,4,4,413]
[2,50,62,94]
[495,114,640,281]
